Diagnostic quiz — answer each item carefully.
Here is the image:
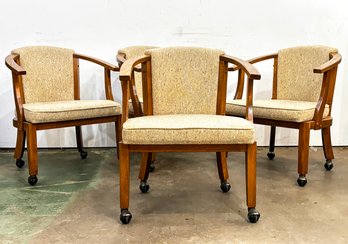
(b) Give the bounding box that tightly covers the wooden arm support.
[5,54,26,75]
[229,53,277,71]
[74,53,119,71]
[221,54,261,122]
[313,52,341,129]
[314,53,342,73]
[221,54,261,80]
[117,53,142,72]
[120,55,150,123]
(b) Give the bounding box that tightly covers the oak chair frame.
[230,51,341,186]
[118,51,261,224]
[5,51,122,185]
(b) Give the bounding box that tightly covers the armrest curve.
[5,54,26,75]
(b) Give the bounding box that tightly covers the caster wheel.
[247,208,260,223]
[28,175,38,186]
[16,159,25,168]
[297,175,307,187]
[120,209,132,224]
[324,160,333,171]
[139,181,150,193]
[149,162,155,173]
[220,181,231,192]
[267,151,275,160]
[80,151,88,159]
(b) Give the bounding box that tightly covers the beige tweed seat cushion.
[122,114,255,145]
[226,99,329,123]
[23,100,121,123]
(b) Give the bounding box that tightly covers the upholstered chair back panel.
[118,46,158,101]
[277,46,337,102]
[146,47,224,115]
[12,46,75,103]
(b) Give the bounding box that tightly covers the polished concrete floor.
[0,147,347,243]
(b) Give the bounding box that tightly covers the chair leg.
[27,124,38,186]
[119,142,132,224]
[149,153,156,172]
[297,122,311,187]
[322,126,334,171]
[115,115,122,160]
[267,126,276,160]
[216,152,231,192]
[138,152,152,193]
[14,128,26,168]
[75,126,87,159]
[245,142,260,223]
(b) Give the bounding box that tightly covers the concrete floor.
[0,147,347,243]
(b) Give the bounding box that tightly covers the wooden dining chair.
[226,45,341,186]
[5,46,121,185]
[118,46,261,224]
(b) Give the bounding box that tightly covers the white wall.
[0,0,347,148]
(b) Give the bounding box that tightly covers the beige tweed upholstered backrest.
[12,46,75,104]
[277,45,338,102]
[118,46,158,100]
[145,47,224,115]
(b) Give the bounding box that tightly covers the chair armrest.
[74,53,119,71]
[313,53,342,73]
[117,53,142,72]
[120,55,150,81]
[5,54,26,75]
[228,53,277,72]
[221,54,261,80]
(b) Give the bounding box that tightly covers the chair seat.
[23,100,121,123]
[226,99,329,122]
[122,114,255,144]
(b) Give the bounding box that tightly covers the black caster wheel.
[28,175,38,186]
[267,151,275,160]
[80,151,88,159]
[220,181,231,193]
[16,159,25,168]
[297,175,307,187]
[247,208,260,223]
[324,160,333,171]
[139,181,150,193]
[149,162,155,173]
[120,209,132,224]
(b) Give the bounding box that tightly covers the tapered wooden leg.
[14,128,26,168]
[119,142,130,209]
[245,142,256,208]
[322,125,334,170]
[75,126,87,159]
[322,126,334,160]
[246,142,260,223]
[14,129,26,159]
[149,153,156,172]
[138,152,152,193]
[115,115,122,160]
[27,124,38,185]
[297,122,311,186]
[138,152,152,181]
[119,142,132,224]
[267,126,276,160]
[216,152,231,192]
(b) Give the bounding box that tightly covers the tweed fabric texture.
[12,46,75,103]
[23,100,120,123]
[145,47,224,115]
[118,46,158,101]
[226,99,329,122]
[277,45,337,102]
[122,114,255,144]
